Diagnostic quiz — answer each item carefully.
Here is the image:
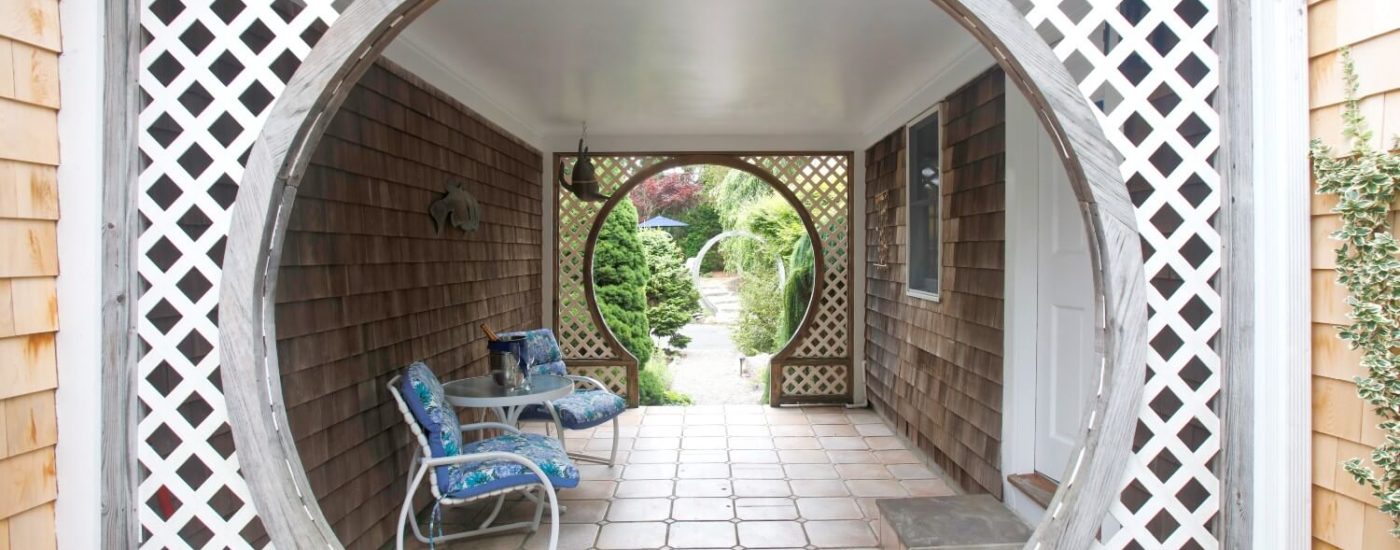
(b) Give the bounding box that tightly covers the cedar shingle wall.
[864,67,1005,497]
[275,60,543,549]
[1308,1,1400,547]
[0,1,61,547]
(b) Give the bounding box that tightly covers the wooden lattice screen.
[554,154,854,406]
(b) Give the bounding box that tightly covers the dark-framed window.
[905,103,943,301]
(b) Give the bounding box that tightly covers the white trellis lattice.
[133,0,1220,547]
[1020,0,1222,547]
[136,1,337,547]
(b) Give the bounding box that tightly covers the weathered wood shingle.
[864,67,1006,498]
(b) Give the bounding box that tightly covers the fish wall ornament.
[429,181,481,235]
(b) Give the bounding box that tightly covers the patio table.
[442,374,573,426]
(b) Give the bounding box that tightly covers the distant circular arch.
[216,0,1149,547]
[687,230,787,314]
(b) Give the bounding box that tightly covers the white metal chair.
[504,329,628,465]
[390,363,578,549]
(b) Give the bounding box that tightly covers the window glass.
[907,108,940,299]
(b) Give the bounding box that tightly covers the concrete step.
[876,495,1031,550]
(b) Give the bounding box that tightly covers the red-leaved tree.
[633,170,702,220]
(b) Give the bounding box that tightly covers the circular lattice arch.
[581,156,820,378]
[217,0,1148,547]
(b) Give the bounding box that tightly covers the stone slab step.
[876,495,1031,550]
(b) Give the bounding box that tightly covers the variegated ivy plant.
[1312,48,1400,534]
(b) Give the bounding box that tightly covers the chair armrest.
[564,374,612,394]
[420,449,538,468]
[459,422,521,434]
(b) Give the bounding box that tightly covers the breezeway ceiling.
[380,0,980,146]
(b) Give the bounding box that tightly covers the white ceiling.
[382,0,981,147]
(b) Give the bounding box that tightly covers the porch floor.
[436,404,956,549]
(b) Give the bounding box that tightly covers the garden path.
[669,275,764,404]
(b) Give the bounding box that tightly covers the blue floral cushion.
[520,390,627,430]
[499,329,563,366]
[399,362,465,495]
[444,433,580,498]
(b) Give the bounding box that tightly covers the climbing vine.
[1312,49,1400,534]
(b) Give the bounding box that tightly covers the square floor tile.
[730,450,780,463]
[671,497,735,521]
[450,532,525,549]
[819,436,869,450]
[668,521,736,548]
[855,423,894,436]
[607,497,672,521]
[737,520,808,548]
[875,450,920,464]
[807,414,851,425]
[578,464,623,480]
[784,463,839,479]
[683,425,726,437]
[596,522,668,549]
[727,424,770,437]
[796,497,864,520]
[902,478,956,496]
[678,450,729,463]
[791,479,849,497]
[646,406,684,415]
[681,436,727,450]
[813,424,858,437]
[865,436,904,450]
[633,437,681,450]
[684,414,725,425]
[675,479,734,497]
[586,438,633,451]
[725,414,768,425]
[729,436,776,449]
[735,498,799,520]
[845,479,908,497]
[887,463,937,480]
[622,463,676,480]
[769,425,815,437]
[846,411,883,424]
[677,463,729,479]
[523,523,599,550]
[733,479,791,497]
[637,425,682,438]
[614,480,674,498]
[827,450,879,464]
[774,437,821,450]
[803,519,878,548]
[564,480,616,500]
[642,415,683,426]
[778,450,829,463]
[732,463,785,479]
[834,463,893,479]
[557,499,609,523]
[627,449,679,463]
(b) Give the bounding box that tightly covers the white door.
[1033,130,1097,482]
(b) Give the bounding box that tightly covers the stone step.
[876,495,1031,550]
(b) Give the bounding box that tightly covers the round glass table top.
[441,374,573,408]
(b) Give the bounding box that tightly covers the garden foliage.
[594,198,653,367]
[639,229,702,349]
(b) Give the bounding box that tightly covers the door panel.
[1033,129,1096,482]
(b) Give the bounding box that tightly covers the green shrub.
[638,355,693,406]
[596,199,653,367]
[676,203,725,273]
[639,229,702,345]
[732,268,783,355]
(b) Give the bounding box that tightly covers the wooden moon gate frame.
[217,0,1147,547]
[572,155,835,406]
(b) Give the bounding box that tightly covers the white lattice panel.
[136,1,338,547]
[781,364,850,397]
[1020,0,1221,547]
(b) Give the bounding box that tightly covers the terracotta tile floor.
[437,405,955,550]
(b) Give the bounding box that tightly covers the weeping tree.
[595,198,653,367]
[776,233,816,347]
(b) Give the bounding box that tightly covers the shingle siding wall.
[864,67,1006,497]
[0,0,61,547]
[274,60,543,549]
[1308,1,1400,547]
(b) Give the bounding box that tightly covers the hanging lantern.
[558,123,610,202]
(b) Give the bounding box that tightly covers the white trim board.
[55,2,107,547]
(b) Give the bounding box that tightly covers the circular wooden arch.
[217,0,1147,547]
[579,156,822,380]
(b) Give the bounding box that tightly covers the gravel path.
[668,275,764,404]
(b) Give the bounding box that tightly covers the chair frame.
[389,376,562,550]
[539,373,622,466]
